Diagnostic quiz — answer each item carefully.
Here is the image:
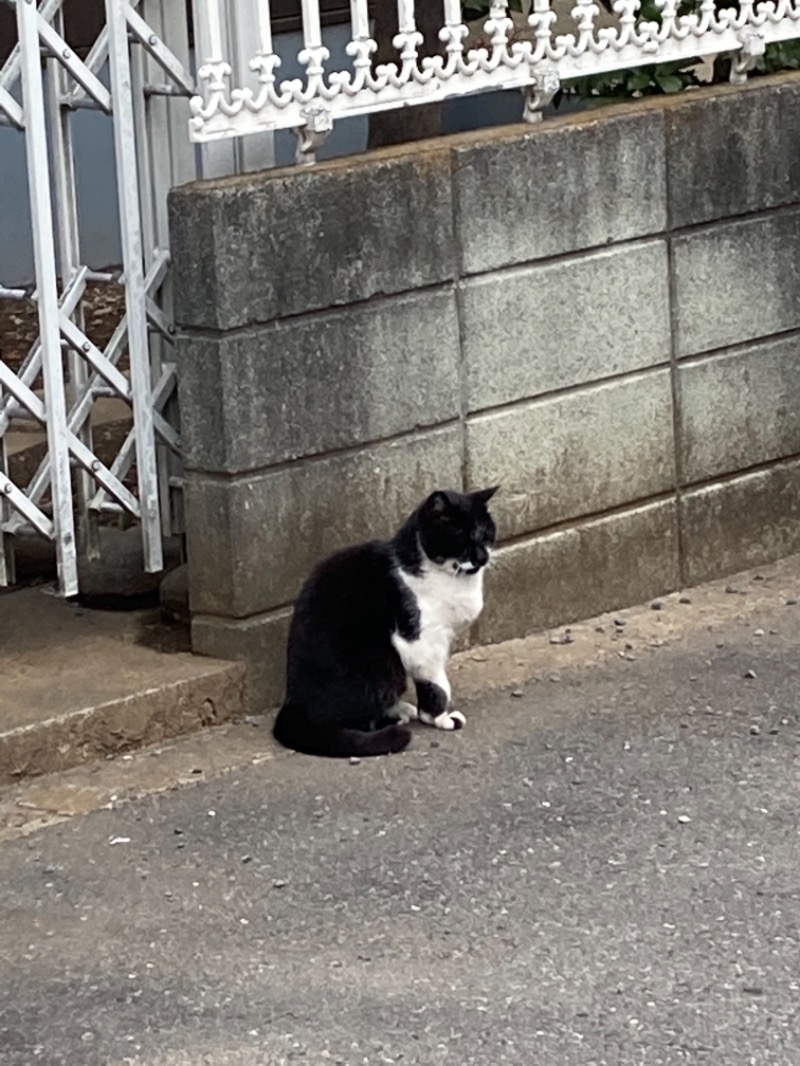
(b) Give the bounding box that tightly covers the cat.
[272,486,498,758]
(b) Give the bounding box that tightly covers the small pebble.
[753,628,765,637]
[241,855,253,864]
[614,618,627,627]
[769,629,779,636]
[725,584,738,594]
[511,689,524,698]
[349,756,361,765]
[786,599,798,606]
[272,879,287,889]
[430,740,440,748]
[743,986,764,996]
[750,724,761,736]
[651,600,664,611]
[549,630,574,645]
[677,814,691,824]
[744,669,757,680]
[679,596,692,605]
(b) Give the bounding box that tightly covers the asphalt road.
[2,585,800,1065]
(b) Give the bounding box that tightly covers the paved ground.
[0,588,243,784]
[2,559,800,1065]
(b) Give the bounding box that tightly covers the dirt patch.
[0,278,127,372]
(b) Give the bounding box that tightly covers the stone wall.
[169,73,800,710]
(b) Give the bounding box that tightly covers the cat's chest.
[402,567,484,636]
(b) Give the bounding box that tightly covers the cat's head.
[418,487,499,575]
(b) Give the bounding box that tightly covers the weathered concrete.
[0,587,245,785]
[76,527,183,607]
[177,290,461,475]
[191,607,293,710]
[679,336,800,484]
[666,79,800,228]
[475,500,680,644]
[460,241,671,411]
[169,145,456,332]
[466,370,675,536]
[159,564,189,626]
[3,556,800,1065]
[184,426,462,618]
[673,209,800,356]
[168,75,800,702]
[454,105,666,273]
[681,461,800,585]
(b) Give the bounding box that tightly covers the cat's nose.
[473,546,488,568]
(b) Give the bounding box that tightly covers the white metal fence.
[0,0,195,596]
[190,0,800,160]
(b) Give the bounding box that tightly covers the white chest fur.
[391,565,485,689]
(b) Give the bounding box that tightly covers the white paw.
[429,709,466,731]
[395,701,419,724]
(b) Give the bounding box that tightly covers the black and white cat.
[272,486,498,758]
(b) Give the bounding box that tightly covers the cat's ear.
[424,490,450,515]
[470,485,499,507]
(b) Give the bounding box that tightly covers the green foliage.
[560,58,700,106]
[757,39,800,74]
[462,0,523,21]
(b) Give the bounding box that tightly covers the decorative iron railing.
[189,0,800,161]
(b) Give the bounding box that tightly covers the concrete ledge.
[184,426,463,617]
[0,589,246,786]
[177,290,461,475]
[461,241,671,410]
[673,209,800,356]
[466,370,675,537]
[474,500,680,644]
[454,106,666,274]
[169,145,456,331]
[666,79,800,228]
[679,336,800,484]
[681,461,800,585]
[192,609,292,712]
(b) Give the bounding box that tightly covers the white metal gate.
[0,0,195,596]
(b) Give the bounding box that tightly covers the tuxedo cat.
[272,486,498,758]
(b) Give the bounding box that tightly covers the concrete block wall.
[169,73,800,710]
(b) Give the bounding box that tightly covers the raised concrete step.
[0,586,245,785]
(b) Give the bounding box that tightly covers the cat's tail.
[272,703,411,758]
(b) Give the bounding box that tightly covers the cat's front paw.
[421,709,466,731]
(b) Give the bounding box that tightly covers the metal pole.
[16,0,79,595]
[106,0,164,573]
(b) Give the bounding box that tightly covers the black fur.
[415,679,449,717]
[272,486,498,758]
